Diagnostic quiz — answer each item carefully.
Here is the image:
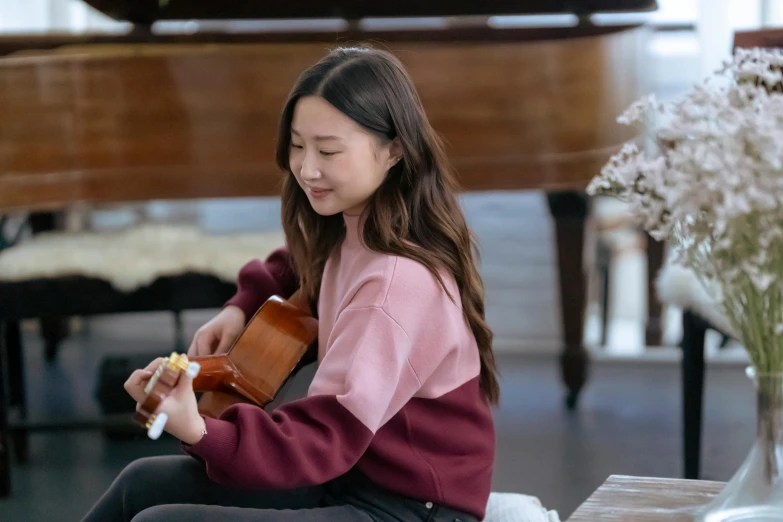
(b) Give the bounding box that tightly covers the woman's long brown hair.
[276,46,499,404]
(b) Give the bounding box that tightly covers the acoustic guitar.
[133,292,317,439]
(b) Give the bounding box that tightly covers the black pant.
[81,456,477,522]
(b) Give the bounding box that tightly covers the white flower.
[589,47,783,371]
[617,94,658,127]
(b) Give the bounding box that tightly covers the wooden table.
[568,475,725,521]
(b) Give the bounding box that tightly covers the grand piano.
[0,0,657,495]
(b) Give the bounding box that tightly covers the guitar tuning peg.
[168,352,190,372]
[147,412,168,440]
[186,362,200,378]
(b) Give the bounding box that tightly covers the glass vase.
[697,367,783,522]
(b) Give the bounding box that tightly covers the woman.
[83,45,498,522]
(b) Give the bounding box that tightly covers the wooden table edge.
[567,474,727,522]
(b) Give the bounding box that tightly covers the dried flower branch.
[588,47,783,372]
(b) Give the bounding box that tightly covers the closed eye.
[290,141,339,156]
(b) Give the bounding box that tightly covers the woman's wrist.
[223,304,246,324]
[179,415,207,445]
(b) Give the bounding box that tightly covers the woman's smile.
[307,186,333,199]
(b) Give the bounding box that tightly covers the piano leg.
[6,321,27,463]
[28,212,71,362]
[546,191,590,410]
[0,321,11,497]
[645,233,665,347]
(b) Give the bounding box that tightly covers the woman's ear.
[386,138,403,169]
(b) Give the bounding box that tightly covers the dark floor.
[0,311,757,522]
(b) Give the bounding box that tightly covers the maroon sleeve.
[224,247,298,322]
[183,397,372,490]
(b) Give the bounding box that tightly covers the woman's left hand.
[124,358,206,445]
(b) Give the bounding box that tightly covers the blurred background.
[0,1,779,520]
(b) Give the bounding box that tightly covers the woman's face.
[289,96,399,216]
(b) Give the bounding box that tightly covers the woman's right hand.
[187,305,246,357]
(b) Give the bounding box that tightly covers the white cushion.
[483,492,561,522]
[655,262,735,337]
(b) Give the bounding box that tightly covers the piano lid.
[85,1,658,23]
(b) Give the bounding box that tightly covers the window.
[652,0,699,25]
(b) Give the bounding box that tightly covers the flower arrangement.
[588,47,783,374]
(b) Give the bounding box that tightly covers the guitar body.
[196,390,254,418]
[133,293,317,436]
[192,294,318,417]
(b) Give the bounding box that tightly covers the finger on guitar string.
[124,369,153,403]
[143,357,166,372]
[186,335,199,357]
[215,332,233,355]
[188,330,215,357]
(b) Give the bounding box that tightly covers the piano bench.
[0,222,285,356]
[0,224,284,476]
[0,272,239,346]
[0,272,242,487]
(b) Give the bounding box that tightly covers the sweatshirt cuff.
[224,290,261,324]
[183,416,239,463]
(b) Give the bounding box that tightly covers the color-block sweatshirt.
[185,214,495,519]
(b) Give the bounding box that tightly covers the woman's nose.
[300,168,321,181]
[299,154,321,181]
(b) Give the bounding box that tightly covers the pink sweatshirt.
[185,214,495,519]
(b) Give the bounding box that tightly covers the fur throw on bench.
[0,224,285,292]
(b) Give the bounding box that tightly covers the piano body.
[0,0,656,495]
